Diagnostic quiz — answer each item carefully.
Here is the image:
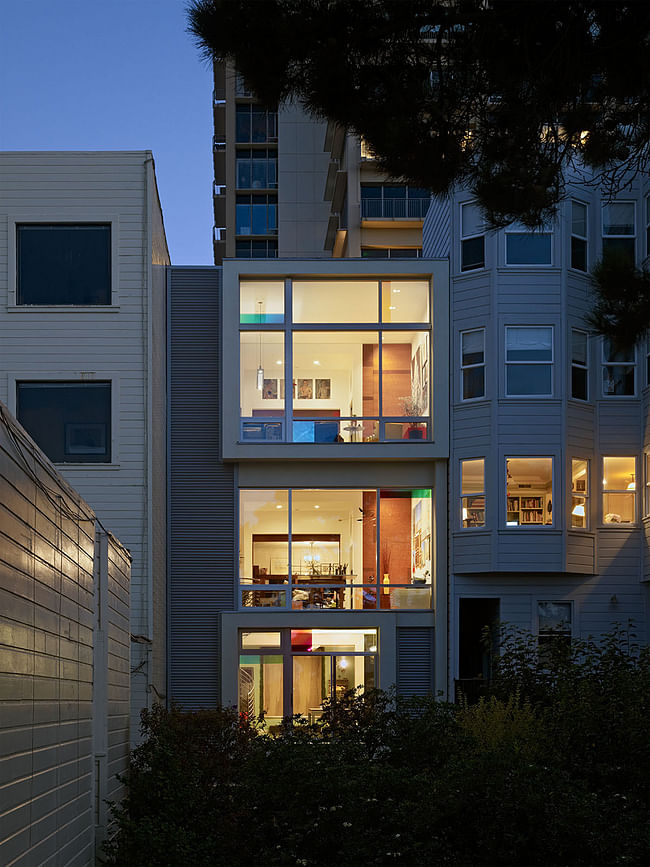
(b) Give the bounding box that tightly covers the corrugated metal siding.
[422,196,451,259]
[396,627,434,696]
[168,267,234,709]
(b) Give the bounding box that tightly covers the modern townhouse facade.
[168,257,449,712]
[212,62,427,263]
[0,151,170,737]
[424,173,650,698]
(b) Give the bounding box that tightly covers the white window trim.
[504,225,553,267]
[601,338,636,398]
[570,328,589,402]
[7,212,120,310]
[460,457,486,529]
[569,200,589,273]
[601,200,636,257]
[505,325,554,398]
[504,455,555,529]
[7,372,120,468]
[460,327,486,402]
[459,201,486,273]
[569,457,590,531]
[601,455,638,527]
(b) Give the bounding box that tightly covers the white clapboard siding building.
[423,172,650,698]
[0,151,169,735]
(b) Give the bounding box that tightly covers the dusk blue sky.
[0,0,213,264]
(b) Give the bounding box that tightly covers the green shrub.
[106,627,650,866]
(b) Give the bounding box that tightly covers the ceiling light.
[313,360,320,365]
[276,359,282,365]
[389,306,397,310]
[276,504,283,509]
[392,289,401,294]
[314,505,320,509]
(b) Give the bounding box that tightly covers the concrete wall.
[0,402,130,866]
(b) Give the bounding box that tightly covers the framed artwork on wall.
[297,378,313,399]
[262,379,278,399]
[315,378,331,399]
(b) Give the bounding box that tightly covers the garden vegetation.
[106,626,650,866]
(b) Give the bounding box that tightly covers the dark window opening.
[17,381,111,463]
[17,224,111,305]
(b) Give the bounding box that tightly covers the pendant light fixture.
[256,300,264,390]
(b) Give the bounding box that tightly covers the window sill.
[7,304,119,313]
[54,462,121,471]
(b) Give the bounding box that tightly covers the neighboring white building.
[0,151,169,735]
[424,175,650,697]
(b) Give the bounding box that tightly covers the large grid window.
[506,458,553,526]
[460,202,485,271]
[17,224,111,305]
[236,149,277,190]
[235,194,277,236]
[602,339,635,396]
[239,628,378,727]
[570,201,588,271]
[505,326,553,396]
[16,381,111,463]
[602,456,636,524]
[602,202,635,263]
[235,104,278,143]
[238,488,432,611]
[235,239,278,258]
[240,278,432,443]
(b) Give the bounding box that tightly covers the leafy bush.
[106,627,650,866]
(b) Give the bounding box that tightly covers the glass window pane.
[461,202,483,237]
[236,199,251,235]
[603,202,634,235]
[381,280,429,323]
[571,459,588,528]
[602,237,635,262]
[602,457,635,490]
[603,338,634,363]
[571,236,587,271]
[506,232,552,264]
[602,365,635,395]
[241,632,281,648]
[382,332,429,417]
[603,493,635,523]
[571,202,587,236]
[378,490,428,595]
[571,366,588,401]
[291,489,370,584]
[462,459,484,495]
[16,382,111,463]
[462,330,484,365]
[240,280,284,323]
[240,332,284,422]
[506,327,552,361]
[538,602,571,634]
[572,330,587,365]
[236,158,251,189]
[463,367,485,400]
[239,655,283,725]
[292,332,378,442]
[17,224,111,305]
[461,236,485,270]
[291,628,377,653]
[235,105,250,142]
[507,365,552,395]
[239,490,288,583]
[293,280,378,323]
[506,458,553,526]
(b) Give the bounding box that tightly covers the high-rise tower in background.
[212,61,428,263]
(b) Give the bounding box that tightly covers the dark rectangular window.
[17,224,111,305]
[236,195,277,236]
[235,104,278,143]
[235,239,278,258]
[461,202,485,271]
[570,202,588,271]
[17,382,111,463]
[571,329,588,400]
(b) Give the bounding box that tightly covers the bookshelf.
[506,494,549,525]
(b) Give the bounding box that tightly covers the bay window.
[505,225,552,265]
[238,488,432,610]
[461,459,485,527]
